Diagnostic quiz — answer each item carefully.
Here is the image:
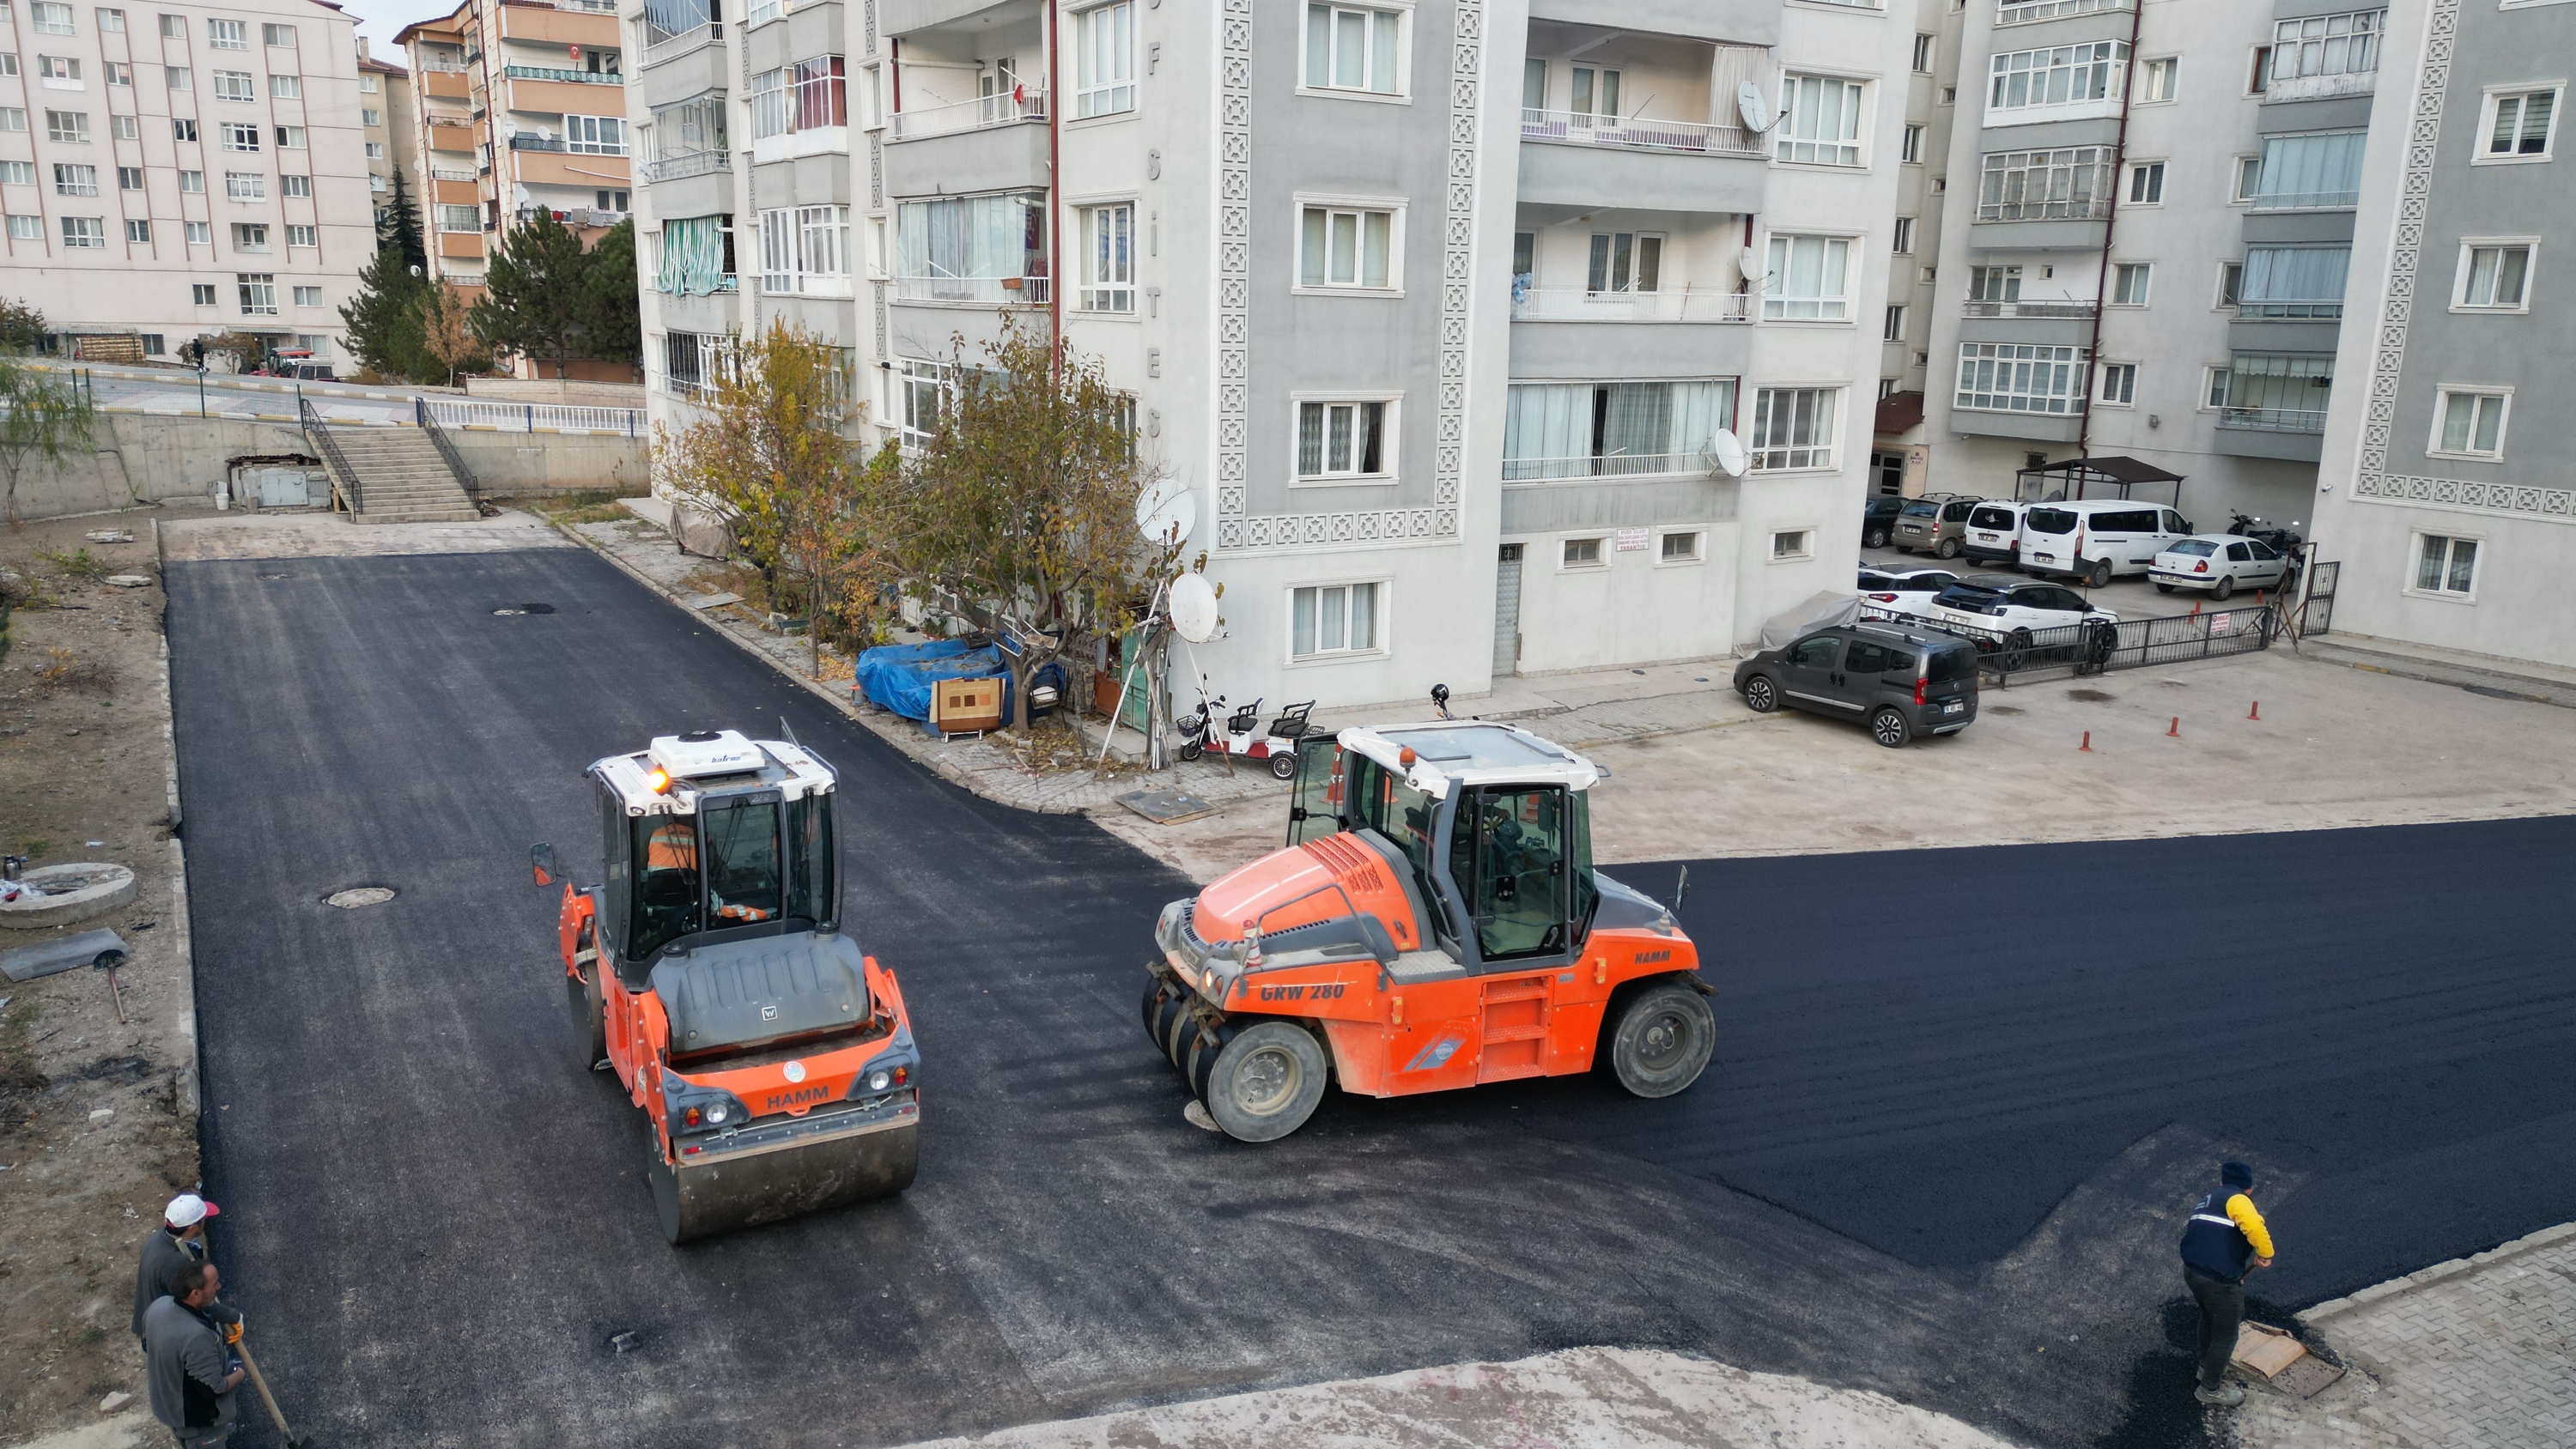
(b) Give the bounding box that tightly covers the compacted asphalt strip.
[164,548,2576,1449]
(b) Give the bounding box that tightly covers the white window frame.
[564,113,626,155]
[1656,529,1705,567]
[37,53,80,86]
[281,173,310,197]
[2110,261,2153,306]
[1892,215,1915,254]
[2126,159,2165,205]
[1762,233,1856,321]
[1901,123,1925,162]
[2451,238,2537,313]
[231,221,269,251]
[1768,529,1817,562]
[220,121,259,152]
[236,271,276,314]
[436,203,478,233]
[261,21,293,46]
[1077,199,1136,312]
[1984,39,2129,124]
[1882,303,1906,341]
[124,216,148,244]
[6,214,43,239]
[1286,578,1388,663]
[754,203,850,295]
[275,124,306,149]
[31,1,72,33]
[269,72,299,98]
[1749,386,1843,471]
[2476,84,2561,164]
[1912,33,1935,73]
[1955,342,2091,415]
[212,70,254,101]
[2427,385,2512,461]
[1775,73,1868,167]
[1558,535,1607,570]
[292,283,323,306]
[2097,361,2137,406]
[2139,56,2178,103]
[206,15,245,48]
[223,170,264,199]
[2232,155,2262,203]
[60,214,104,247]
[1293,197,1403,294]
[1290,391,1400,484]
[1071,2,1136,120]
[2407,531,2481,602]
[1300,1,1409,101]
[1583,228,1663,295]
[286,223,315,248]
[185,221,209,245]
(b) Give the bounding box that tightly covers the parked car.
[1924,576,2117,644]
[1891,494,1981,558]
[1857,566,1962,619]
[1862,495,1904,549]
[2150,535,2292,598]
[1734,622,1982,748]
[1961,500,2031,567]
[2017,501,2195,585]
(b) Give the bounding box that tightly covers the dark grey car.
[1732,624,1981,747]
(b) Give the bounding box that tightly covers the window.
[1296,399,1391,479]
[2240,246,2349,317]
[260,21,292,45]
[1940,86,1957,105]
[2413,534,2477,597]
[97,6,122,27]
[1777,75,1865,165]
[237,272,275,313]
[360,73,377,94]
[31,1,70,31]
[166,65,188,90]
[437,203,477,232]
[38,54,80,84]
[755,203,849,293]
[1751,387,1839,470]
[1502,379,1736,479]
[1893,216,1916,254]
[565,114,625,154]
[2431,389,2509,458]
[2098,361,2136,404]
[1956,342,2090,414]
[224,171,263,198]
[53,161,97,194]
[2111,262,2151,306]
[178,168,203,191]
[106,60,129,85]
[1585,231,1661,294]
[2250,130,2366,209]
[1882,304,1906,341]
[45,109,88,142]
[117,164,142,189]
[287,223,314,247]
[1080,202,1134,311]
[1304,3,1401,97]
[2126,161,2164,203]
[1299,203,1396,289]
[2215,355,2333,430]
[282,173,309,197]
[1978,146,2113,220]
[221,122,259,152]
[0,56,15,78]
[2218,261,2244,307]
[294,334,325,355]
[1764,234,1852,319]
[232,221,268,250]
[269,73,299,98]
[2232,156,2262,203]
[1073,2,1134,118]
[185,220,207,244]
[110,113,135,139]
[1291,581,1382,658]
[0,109,21,131]
[61,215,104,246]
[1569,64,1623,123]
[293,284,321,306]
[1986,40,2129,116]
[1902,123,1925,162]
[4,215,38,239]
[361,108,380,127]
[275,125,306,149]
[2482,88,2559,161]
[212,70,254,101]
[598,189,629,210]
[159,12,182,37]
[2270,9,2382,84]
[893,192,1046,302]
[173,118,197,141]
[2140,57,2178,102]
[0,161,27,184]
[1913,33,1935,72]
[365,142,384,160]
[1560,537,1603,567]
[2456,242,2534,310]
[2249,46,2273,94]
[747,60,842,138]
[206,16,244,47]
[1660,530,1702,563]
[1770,530,1814,561]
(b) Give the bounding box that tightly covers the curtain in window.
[2239,246,2349,315]
[2252,131,2366,208]
[1503,384,1589,480]
[642,0,710,45]
[657,215,726,295]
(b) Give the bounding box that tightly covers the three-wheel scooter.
[1176,687,1316,779]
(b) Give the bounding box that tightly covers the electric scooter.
[1176,686,1316,779]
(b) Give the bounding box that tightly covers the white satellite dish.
[1135,478,1196,547]
[1738,246,1765,288]
[1168,573,1220,644]
[1709,430,1749,479]
[1737,81,1775,134]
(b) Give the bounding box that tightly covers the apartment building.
[397,0,629,298]
[2309,0,2575,670]
[630,0,1917,710]
[0,0,374,365]
[356,36,417,233]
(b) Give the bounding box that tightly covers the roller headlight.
[704,1102,731,1125]
[867,1070,892,1093]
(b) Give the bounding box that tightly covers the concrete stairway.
[324,426,480,524]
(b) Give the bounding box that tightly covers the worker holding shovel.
[2178,1160,2275,1407]
[143,1260,244,1447]
[132,1194,237,1348]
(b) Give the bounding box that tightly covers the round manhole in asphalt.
[258,573,291,581]
[522,602,557,615]
[325,887,397,909]
[493,603,558,616]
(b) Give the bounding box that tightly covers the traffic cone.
[2190,598,2202,615]
[2080,731,2093,752]
[2249,700,2261,720]
[2167,716,2181,737]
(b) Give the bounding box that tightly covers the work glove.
[222,1318,243,1345]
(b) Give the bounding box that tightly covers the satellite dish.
[1710,430,1749,479]
[1168,573,1220,645]
[1739,246,1765,288]
[1135,478,1195,547]
[1737,82,1775,134]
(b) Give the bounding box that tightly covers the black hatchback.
[1732,624,1981,747]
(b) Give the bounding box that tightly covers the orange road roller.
[533,728,919,1243]
[1145,718,1714,1140]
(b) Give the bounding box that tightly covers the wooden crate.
[932,676,1005,736]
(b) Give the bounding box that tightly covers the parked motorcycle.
[2227,511,2305,557]
[1176,686,1316,779]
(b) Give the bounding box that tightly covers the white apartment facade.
[629,0,1917,712]
[0,0,374,365]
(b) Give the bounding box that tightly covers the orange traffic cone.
[2249,700,2261,720]
[2081,731,2093,752]
[2167,716,2181,737]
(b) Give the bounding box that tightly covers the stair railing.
[415,397,482,500]
[300,397,361,515]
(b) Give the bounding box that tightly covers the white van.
[1960,501,2030,567]
[2018,501,2195,586]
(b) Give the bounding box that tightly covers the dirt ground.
[0,506,203,1443]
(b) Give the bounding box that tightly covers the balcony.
[424,70,471,100]
[1517,119,1765,215]
[892,275,1049,306]
[1510,287,1750,324]
[2216,406,2326,433]
[644,21,721,66]
[883,112,1048,199]
[643,149,728,182]
[509,133,568,151]
[430,167,477,182]
[1996,0,2129,25]
[1504,451,1710,483]
[428,124,478,153]
[1518,108,1761,160]
[2212,405,2326,461]
[496,1,618,45]
[1959,300,2097,318]
[889,89,1046,142]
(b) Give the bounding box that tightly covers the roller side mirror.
[531,842,556,887]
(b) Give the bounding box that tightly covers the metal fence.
[421,399,644,436]
[1862,602,2281,683]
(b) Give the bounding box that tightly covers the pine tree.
[338,245,431,380]
[579,218,641,369]
[473,210,587,378]
[380,167,428,275]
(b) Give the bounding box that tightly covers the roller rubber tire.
[1201,1022,1327,1143]
[1870,706,1912,749]
[1604,983,1716,1099]
[568,963,607,1072]
[1742,676,1781,714]
[2212,575,2236,601]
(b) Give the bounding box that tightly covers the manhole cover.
[258,573,290,581]
[492,608,524,616]
[521,602,556,615]
[2066,688,2116,702]
[1985,705,2025,716]
[325,887,397,909]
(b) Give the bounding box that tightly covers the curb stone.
[2300,1220,2576,1325]
[153,514,200,1120]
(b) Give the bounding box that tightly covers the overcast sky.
[339,0,448,57]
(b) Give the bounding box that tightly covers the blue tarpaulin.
[854,638,1012,730]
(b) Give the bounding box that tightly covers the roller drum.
[646,1117,919,1246]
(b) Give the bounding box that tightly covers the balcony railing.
[503,64,624,85]
[1504,451,1707,482]
[1998,0,2129,24]
[887,89,1048,141]
[2235,300,2344,319]
[2250,189,2360,211]
[643,149,728,181]
[1976,198,2111,222]
[430,167,478,182]
[893,275,1051,305]
[1518,108,1763,158]
[1959,299,2099,318]
[643,21,720,65]
[1509,287,1752,323]
[2217,406,2328,433]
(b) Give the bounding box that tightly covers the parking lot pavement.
[1858,544,2238,622]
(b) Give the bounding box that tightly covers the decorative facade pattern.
[1213,0,1255,548]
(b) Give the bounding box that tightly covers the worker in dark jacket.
[2178,1160,2275,1407]
[144,1260,244,1446]
[132,1194,238,1343]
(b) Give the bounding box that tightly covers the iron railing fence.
[300,397,361,513]
[415,397,482,496]
[1857,601,2282,682]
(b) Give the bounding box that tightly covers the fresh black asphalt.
[165,548,2576,1449]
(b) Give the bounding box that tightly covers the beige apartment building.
[0,0,376,367]
[357,34,416,234]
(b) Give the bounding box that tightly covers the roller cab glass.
[703,795,782,926]
[631,814,703,959]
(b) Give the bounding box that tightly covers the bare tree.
[0,356,97,529]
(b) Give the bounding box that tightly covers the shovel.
[91,949,128,1025]
[235,1340,307,1447]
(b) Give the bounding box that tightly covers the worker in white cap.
[132,1193,239,1345]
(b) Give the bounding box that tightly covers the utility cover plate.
[1118,788,1216,825]
[2269,1354,2347,1399]
[2229,1322,2310,1379]
[1,928,130,984]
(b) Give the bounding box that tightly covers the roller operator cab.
[1145,720,1715,1141]
[533,728,920,1244]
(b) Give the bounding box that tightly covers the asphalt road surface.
[167,548,2576,1449]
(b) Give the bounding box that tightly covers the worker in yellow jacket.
[2178,1160,2275,1406]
